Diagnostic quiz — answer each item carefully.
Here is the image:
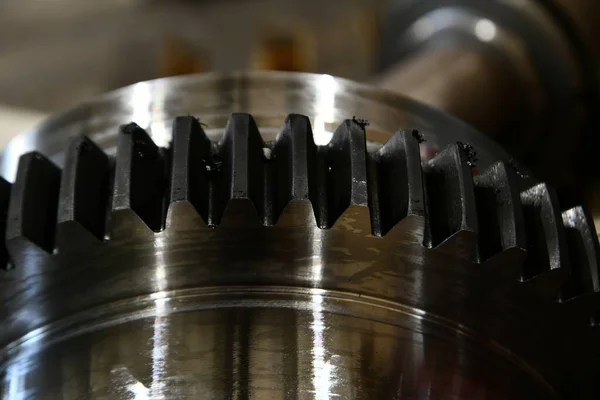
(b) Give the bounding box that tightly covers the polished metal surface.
[0,71,519,181]
[2,289,557,399]
[0,72,598,399]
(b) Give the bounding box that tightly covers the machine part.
[376,48,530,144]
[378,0,599,191]
[0,72,599,399]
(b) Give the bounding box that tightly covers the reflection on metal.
[131,82,153,129]
[0,288,562,399]
[311,230,324,285]
[3,325,42,400]
[151,296,169,399]
[310,291,338,399]
[474,19,497,42]
[5,360,25,400]
[129,378,149,400]
[313,74,337,146]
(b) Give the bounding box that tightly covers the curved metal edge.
[0,285,559,398]
[0,71,526,182]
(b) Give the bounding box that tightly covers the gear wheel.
[0,75,599,399]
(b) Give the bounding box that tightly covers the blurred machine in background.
[0,0,382,111]
[378,0,600,211]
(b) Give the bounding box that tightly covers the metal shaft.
[377,0,599,181]
[376,48,529,141]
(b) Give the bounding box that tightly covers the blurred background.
[0,0,598,212]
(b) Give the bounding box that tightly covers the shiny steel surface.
[0,73,598,399]
[0,71,517,182]
[2,289,556,399]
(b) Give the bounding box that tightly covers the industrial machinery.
[0,72,597,399]
[0,1,599,399]
[378,0,600,204]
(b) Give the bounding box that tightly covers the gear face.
[0,74,599,399]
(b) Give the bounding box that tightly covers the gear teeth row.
[1,113,599,318]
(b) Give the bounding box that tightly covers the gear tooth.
[218,113,265,225]
[56,137,111,249]
[372,130,425,236]
[474,161,527,267]
[111,123,167,233]
[560,207,600,312]
[6,152,61,262]
[0,178,11,269]
[168,116,212,225]
[324,119,369,229]
[273,114,319,224]
[519,183,571,295]
[424,144,478,260]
